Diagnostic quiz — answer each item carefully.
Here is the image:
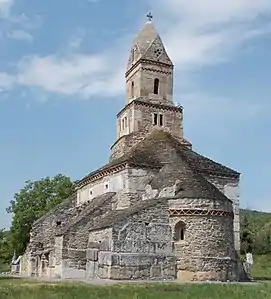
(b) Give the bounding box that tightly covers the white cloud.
[1,0,271,101]
[150,0,271,69]
[7,29,33,42]
[0,72,15,91]
[68,28,86,50]
[16,52,125,98]
[0,0,13,18]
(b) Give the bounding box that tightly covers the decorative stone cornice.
[76,163,127,189]
[117,99,182,118]
[169,208,234,218]
[141,67,172,75]
[76,162,160,189]
[125,58,174,78]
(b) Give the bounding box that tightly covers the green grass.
[0,280,270,299]
[0,278,271,299]
[0,254,270,299]
[252,254,271,280]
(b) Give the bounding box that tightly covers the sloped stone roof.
[127,130,240,178]
[132,21,158,55]
[77,130,239,188]
[57,192,116,235]
[127,21,173,71]
[89,197,169,231]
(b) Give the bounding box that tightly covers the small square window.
[105,184,109,189]
[56,221,62,227]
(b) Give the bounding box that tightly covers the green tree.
[7,174,75,255]
[0,229,11,271]
[254,222,271,255]
[241,215,254,254]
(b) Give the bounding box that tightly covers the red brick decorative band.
[76,163,127,188]
[169,208,233,217]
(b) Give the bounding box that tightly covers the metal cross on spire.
[146,12,153,22]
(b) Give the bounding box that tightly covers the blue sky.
[0,0,271,228]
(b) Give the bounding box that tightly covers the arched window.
[174,221,186,242]
[131,81,134,98]
[154,78,159,94]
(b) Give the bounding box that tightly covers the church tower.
[110,14,190,161]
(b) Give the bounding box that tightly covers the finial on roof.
[146,12,153,22]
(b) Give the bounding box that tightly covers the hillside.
[240,209,271,232]
[240,209,271,256]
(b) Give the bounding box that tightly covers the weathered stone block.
[109,266,134,280]
[86,261,98,279]
[150,265,162,278]
[98,252,113,266]
[86,249,98,262]
[97,265,110,279]
[88,242,101,249]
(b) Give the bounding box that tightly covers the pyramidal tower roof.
[133,21,158,54]
[127,15,173,71]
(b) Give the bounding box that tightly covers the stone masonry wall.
[169,196,237,281]
[28,194,77,253]
[108,201,176,280]
[77,169,128,208]
[111,101,183,162]
[125,62,173,105]
[205,175,240,253]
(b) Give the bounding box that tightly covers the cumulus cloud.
[0,0,13,18]
[1,0,271,101]
[16,52,125,98]
[7,29,33,41]
[150,0,271,69]
[0,72,15,91]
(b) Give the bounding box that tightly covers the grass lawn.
[0,278,271,299]
[0,255,270,299]
[252,254,271,280]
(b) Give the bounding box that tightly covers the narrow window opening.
[159,114,163,126]
[153,113,158,125]
[105,184,109,190]
[56,221,62,227]
[174,221,186,242]
[122,119,125,130]
[131,81,134,98]
[154,78,159,94]
[90,190,93,196]
[125,116,128,128]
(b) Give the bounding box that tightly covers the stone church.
[20,17,243,282]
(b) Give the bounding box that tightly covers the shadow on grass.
[0,276,21,281]
[254,276,271,281]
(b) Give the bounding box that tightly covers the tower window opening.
[131,81,134,98]
[159,114,164,126]
[174,221,186,242]
[154,78,159,94]
[153,113,158,125]
[125,116,128,128]
[122,119,125,130]
[154,48,163,58]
